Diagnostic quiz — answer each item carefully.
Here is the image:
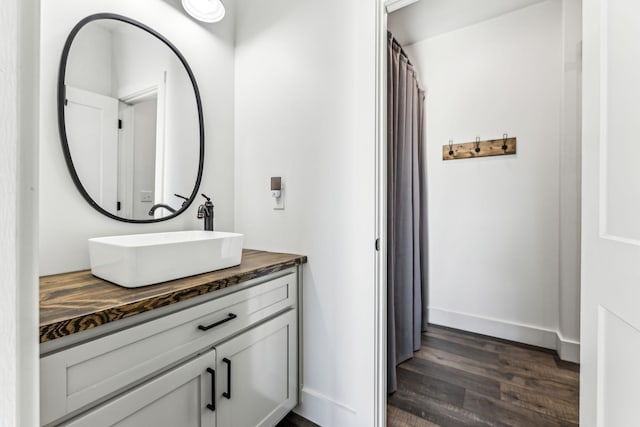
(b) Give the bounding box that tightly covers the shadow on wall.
[234,0,302,44]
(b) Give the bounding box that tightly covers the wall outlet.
[273,187,285,210]
[140,191,153,203]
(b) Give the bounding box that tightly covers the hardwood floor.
[277,412,320,427]
[388,325,580,427]
[278,325,578,427]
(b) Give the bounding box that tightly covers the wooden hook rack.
[442,137,517,161]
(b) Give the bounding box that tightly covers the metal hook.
[475,137,481,153]
[448,139,454,156]
[502,133,508,150]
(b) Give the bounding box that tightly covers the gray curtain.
[387,32,427,394]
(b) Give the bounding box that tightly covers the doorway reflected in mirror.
[59,14,204,222]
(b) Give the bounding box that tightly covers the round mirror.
[58,13,204,223]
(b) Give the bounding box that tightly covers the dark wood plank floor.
[277,412,320,427]
[388,325,580,427]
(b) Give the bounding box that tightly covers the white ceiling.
[388,0,547,46]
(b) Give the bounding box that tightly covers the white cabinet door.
[63,350,217,427]
[215,310,297,427]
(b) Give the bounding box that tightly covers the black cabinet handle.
[222,358,231,399]
[198,313,237,331]
[206,368,216,411]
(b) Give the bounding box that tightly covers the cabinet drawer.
[41,271,296,426]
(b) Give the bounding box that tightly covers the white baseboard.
[295,387,357,427]
[429,307,580,362]
[556,331,580,363]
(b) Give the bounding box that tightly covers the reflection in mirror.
[61,15,203,222]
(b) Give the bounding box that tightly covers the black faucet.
[197,194,214,231]
[148,203,176,216]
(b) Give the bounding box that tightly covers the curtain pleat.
[387,32,427,394]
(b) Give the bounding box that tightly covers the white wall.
[66,23,113,96]
[0,2,20,423]
[39,0,236,275]
[234,0,378,425]
[403,0,579,357]
[131,99,158,218]
[388,0,546,45]
[1,0,40,424]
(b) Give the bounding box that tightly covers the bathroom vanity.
[39,9,307,426]
[39,249,306,427]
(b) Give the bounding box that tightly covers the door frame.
[373,1,386,425]
[374,2,422,425]
[372,1,586,427]
[118,72,167,215]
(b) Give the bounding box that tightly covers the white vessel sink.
[88,230,244,288]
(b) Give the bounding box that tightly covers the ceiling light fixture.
[182,0,225,23]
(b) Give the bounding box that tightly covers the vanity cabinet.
[40,268,300,427]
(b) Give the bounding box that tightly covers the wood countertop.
[40,249,307,343]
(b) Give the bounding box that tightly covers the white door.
[215,310,297,427]
[65,86,119,214]
[581,1,640,425]
[118,102,135,218]
[63,350,217,427]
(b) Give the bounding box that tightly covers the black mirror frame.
[57,13,205,223]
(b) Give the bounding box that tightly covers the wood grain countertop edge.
[39,249,307,343]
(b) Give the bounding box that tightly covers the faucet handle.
[201,194,213,205]
[174,193,189,207]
